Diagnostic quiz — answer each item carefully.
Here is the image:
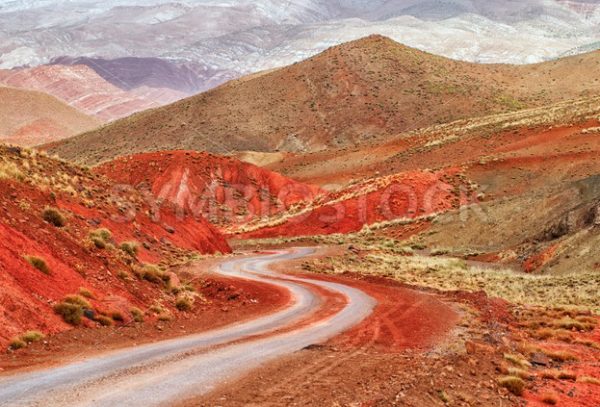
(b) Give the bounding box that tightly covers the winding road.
[0,248,376,407]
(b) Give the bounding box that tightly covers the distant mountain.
[0,86,100,146]
[47,35,600,164]
[1,1,600,93]
[0,65,186,122]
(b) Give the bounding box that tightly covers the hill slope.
[0,65,186,122]
[95,151,321,229]
[49,35,600,164]
[0,86,100,146]
[0,144,229,348]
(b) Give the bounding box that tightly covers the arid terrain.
[1,12,600,406]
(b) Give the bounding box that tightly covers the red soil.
[96,151,321,227]
[523,244,559,273]
[520,320,600,407]
[0,145,230,348]
[237,168,474,238]
[312,273,460,351]
[0,272,292,373]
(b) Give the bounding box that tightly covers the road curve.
[0,248,376,407]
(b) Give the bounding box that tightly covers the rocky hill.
[49,35,600,164]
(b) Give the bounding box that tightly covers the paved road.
[0,248,376,407]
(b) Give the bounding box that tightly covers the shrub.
[541,393,558,405]
[138,264,164,284]
[157,313,172,321]
[498,376,526,396]
[9,338,26,350]
[175,294,195,311]
[96,315,113,326]
[89,228,112,249]
[54,295,92,325]
[110,311,124,322]
[117,270,130,280]
[507,367,532,380]
[42,207,66,227]
[24,255,50,275]
[503,353,532,369]
[21,330,44,344]
[557,371,577,381]
[544,350,578,362]
[541,370,558,380]
[578,376,600,385]
[120,241,139,258]
[79,287,94,299]
[130,307,144,323]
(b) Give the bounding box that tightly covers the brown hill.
[48,35,600,165]
[0,144,229,348]
[0,86,100,146]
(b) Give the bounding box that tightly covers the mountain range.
[2,0,600,97]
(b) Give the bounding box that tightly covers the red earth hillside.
[95,151,322,228]
[0,144,230,348]
[232,168,476,239]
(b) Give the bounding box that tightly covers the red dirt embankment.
[0,145,230,348]
[236,168,474,238]
[96,150,322,227]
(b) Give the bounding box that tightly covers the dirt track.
[0,248,376,406]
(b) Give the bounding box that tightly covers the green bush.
[42,207,66,227]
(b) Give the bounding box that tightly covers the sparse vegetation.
[53,295,92,325]
[498,376,526,396]
[78,287,94,298]
[540,393,558,405]
[24,255,50,275]
[136,263,169,285]
[110,311,124,322]
[89,228,113,249]
[42,207,66,227]
[310,248,600,311]
[130,307,144,323]
[578,376,600,385]
[120,241,139,258]
[20,330,45,344]
[504,353,532,369]
[175,294,195,311]
[9,338,26,350]
[96,315,113,326]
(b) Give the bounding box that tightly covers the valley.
[1,5,600,404]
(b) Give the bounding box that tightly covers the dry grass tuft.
[130,307,144,323]
[578,376,600,385]
[24,255,50,275]
[42,207,66,227]
[540,393,559,405]
[504,353,532,369]
[54,295,92,325]
[498,376,526,396]
[119,241,139,258]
